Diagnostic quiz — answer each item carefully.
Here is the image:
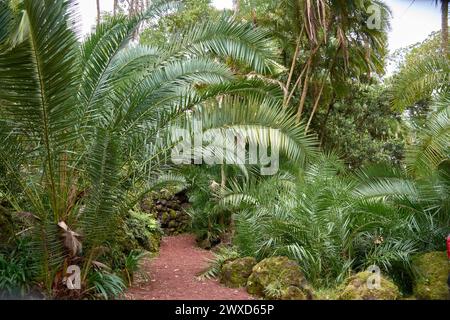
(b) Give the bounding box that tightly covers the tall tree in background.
[440,0,449,56]
[235,0,390,127]
[96,0,100,25]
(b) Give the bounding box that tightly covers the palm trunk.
[96,0,100,26]
[442,0,449,56]
[304,50,338,131]
[113,0,118,16]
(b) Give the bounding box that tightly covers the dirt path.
[126,234,252,300]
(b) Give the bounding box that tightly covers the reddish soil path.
[126,234,252,300]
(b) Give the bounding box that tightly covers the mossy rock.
[197,238,212,249]
[337,271,400,300]
[168,220,178,228]
[220,257,257,288]
[279,286,308,300]
[140,197,155,213]
[412,251,449,300]
[169,209,177,219]
[161,211,169,224]
[246,256,313,300]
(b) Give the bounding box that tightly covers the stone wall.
[140,189,191,235]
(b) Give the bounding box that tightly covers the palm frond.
[163,17,281,75]
[405,103,450,176]
[391,55,449,111]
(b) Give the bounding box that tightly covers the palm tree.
[217,152,425,287]
[0,0,315,297]
[239,0,390,129]
[390,44,449,111]
[438,0,449,56]
[356,92,450,249]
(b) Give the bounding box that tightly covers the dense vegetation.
[0,0,448,300]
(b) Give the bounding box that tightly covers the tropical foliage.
[0,0,448,300]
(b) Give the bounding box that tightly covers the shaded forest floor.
[126,234,251,300]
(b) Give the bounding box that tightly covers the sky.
[79,0,442,53]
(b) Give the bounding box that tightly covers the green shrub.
[122,250,150,286]
[108,209,161,285]
[125,209,162,253]
[220,135,450,293]
[0,238,35,298]
[87,271,127,300]
[198,246,240,280]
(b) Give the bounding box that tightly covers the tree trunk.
[319,97,335,146]
[285,45,319,108]
[233,0,240,18]
[128,0,135,16]
[283,35,302,107]
[96,0,100,26]
[295,63,311,123]
[114,0,118,16]
[305,77,326,133]
[221,164,226,190]
[442,0,449,56]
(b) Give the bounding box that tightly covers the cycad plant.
[221,137,449,290]
[356,94,450,248]
[0,0,313,297]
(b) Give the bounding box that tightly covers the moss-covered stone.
[168,220,178,228]
[412,251,449,300]
[197,237,212,249]
[337,271,400,300]
[161,211,169,224]
[246,256,313,300]
[169,209,177,219]
[143,189,191,235]
[140,197,155,213]
[220,257,257,288]
[279,286,308,300]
